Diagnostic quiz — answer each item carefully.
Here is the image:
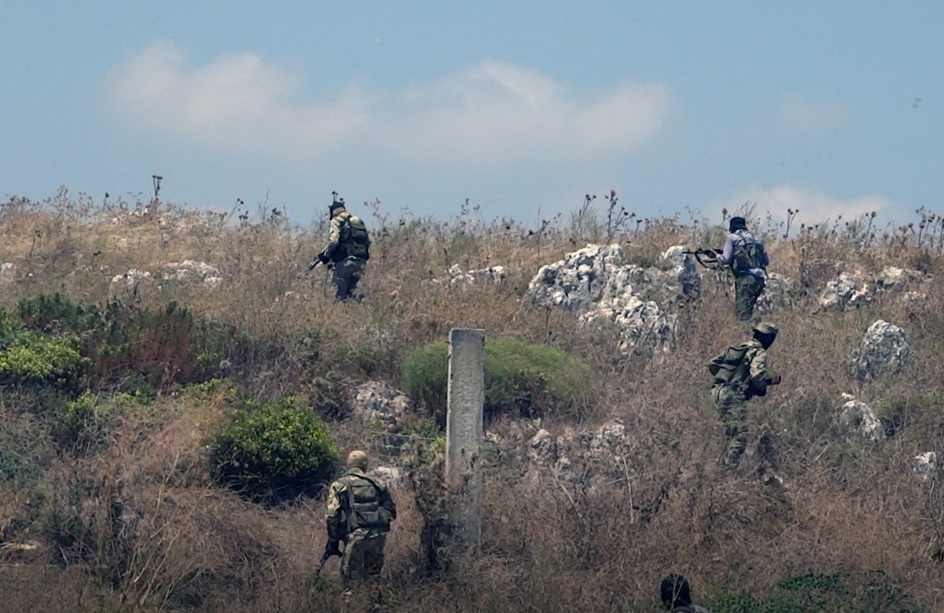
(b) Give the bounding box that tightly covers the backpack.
[731,232,766,274]
[342,474,390,533]
[708,342,754,388]
[708,341,769,397]
[341,215,371,261]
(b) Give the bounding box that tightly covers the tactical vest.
[708,342,756,389]
[731,231,766,274]
[339,214,370,261]
[341,473,389,534]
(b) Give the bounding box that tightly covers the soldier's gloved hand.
[318,252,330,265]
[767,374,782,386]
[750,375,768,397]
[325,540,342,557]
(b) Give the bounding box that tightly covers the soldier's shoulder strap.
[345,471,386,493]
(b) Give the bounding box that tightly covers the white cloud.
[104,42,670,168]
[712,184,898,225]
[104,42,371,157]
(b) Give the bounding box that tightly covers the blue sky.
[2,1,940,228]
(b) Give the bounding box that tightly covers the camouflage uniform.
[715,217,769,322]
[318,203,370,301]
[708,323,778,467]
[325,452,396,584]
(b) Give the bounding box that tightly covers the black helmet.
[729,216,747,232]
[329,191,346,213]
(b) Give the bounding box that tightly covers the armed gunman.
[306,191,372,301]
[708,322,782,468]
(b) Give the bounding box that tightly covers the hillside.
[1,191,943,612]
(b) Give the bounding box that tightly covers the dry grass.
[2,193,944,611]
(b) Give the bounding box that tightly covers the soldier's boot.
[370,588,386,613]
[756,426,779,471]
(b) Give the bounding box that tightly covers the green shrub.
[182,377,239,405]
[15,294,248,392]
[0,308,20,340]
[400,342,449,419]
[0,450,39,485]
[708,571,922,613]
[209,396,339,503]
[18,292,100,335]
[86,300,234,390]
[401,337,594,422]
[53,390,127,452]
[0,329,88,385]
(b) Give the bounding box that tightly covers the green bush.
[0,450,39,485]
[0,309,20,340]
[400,342,449,420]
[53,390,129,452]
[209,396,339,503]
[18,292,100,335]
[0,328,88,386]
[14,294,248,392]
[86,300,235,391]
[401,337,594,422]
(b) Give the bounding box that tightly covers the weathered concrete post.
[445,328,485,549]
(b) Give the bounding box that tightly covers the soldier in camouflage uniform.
[714,216,769,322]
[325,450,396,584]
[708,322,782,467]
[660,574,712,613]
[311,194,371,301]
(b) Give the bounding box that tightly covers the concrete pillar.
[445,328,485,549]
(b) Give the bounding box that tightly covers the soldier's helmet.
[729,216,747,232]
[753,321,778,337]
[329,193,346,214]
[347,449,369,470]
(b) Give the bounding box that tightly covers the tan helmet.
[753,321,779,337]
[347,449,369,470]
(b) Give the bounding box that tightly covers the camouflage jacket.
[708,338,769,395]
[322,209,369,263]
[325,468,396,542]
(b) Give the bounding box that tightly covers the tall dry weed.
[2,193,944,611]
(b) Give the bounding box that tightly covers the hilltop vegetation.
[1,190,944,612]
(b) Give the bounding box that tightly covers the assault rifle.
[315,540,342,576]
[306,250,331,273]
[681,247,723,269]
